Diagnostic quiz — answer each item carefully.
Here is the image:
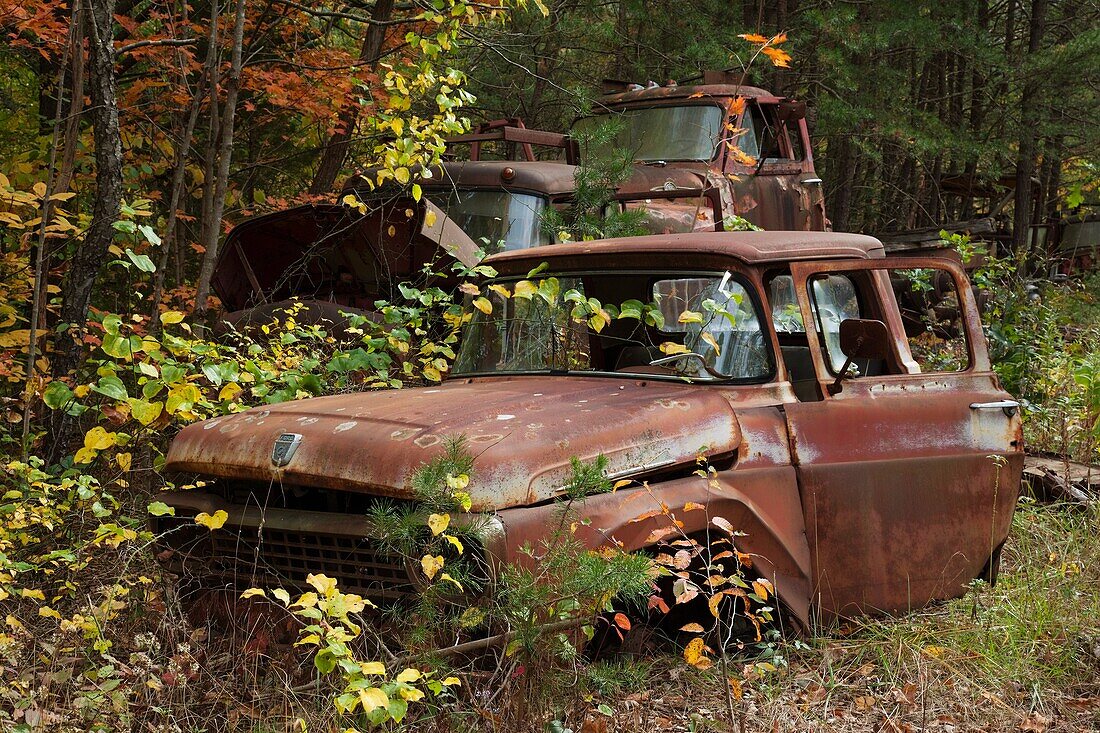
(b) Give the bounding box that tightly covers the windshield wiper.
[648,352,727,381]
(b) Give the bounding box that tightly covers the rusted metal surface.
[346,161,583,200]
[586,83,828,232]
[162,231,1022,631]
[484,231,883,271]
[213,199,477,325]
[166,376,743,511]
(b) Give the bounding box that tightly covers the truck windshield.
[428,190,550,253]
[453,271,772,381]
[572,105,725,162]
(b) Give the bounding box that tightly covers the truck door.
[776,258,1022,622]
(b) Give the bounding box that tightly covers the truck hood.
[165,376,742,511]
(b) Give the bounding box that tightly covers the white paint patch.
[297,417,318,425]
[334,421,358,432]
[203,419,222,430]
[497,414,515,421]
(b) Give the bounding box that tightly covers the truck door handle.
[970,400,1019,417]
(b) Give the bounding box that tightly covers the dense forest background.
[2,0,1098,344]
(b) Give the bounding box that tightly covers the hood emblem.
[271,433,303,467]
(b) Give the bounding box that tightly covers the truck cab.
[158,231,1021,631]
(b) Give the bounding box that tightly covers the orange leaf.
[683,501,705,512]
[770,32,788,44]
[728,96,746,115]
[762,46,792,68]
[738,32,769,43]
[613,613,632,631]
[645,527,677,544]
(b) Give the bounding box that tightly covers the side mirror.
[777,100,807,122]
[828,319,891,395]
[838,318,891,360]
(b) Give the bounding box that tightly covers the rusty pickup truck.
[156,231,1022,630]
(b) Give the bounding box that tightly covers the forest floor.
[560,501,1100,733]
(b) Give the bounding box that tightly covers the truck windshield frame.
[572,104,726,163]
[452,269,775,383]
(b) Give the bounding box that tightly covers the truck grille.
[155,517,416,602]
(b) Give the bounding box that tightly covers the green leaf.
[125,249,156,273]
[101,333,134,359]
[147,501,175,517]
[92,376,128,401]
[43,380,74,409]
[128,398,163,426]
[388,698,409,722]
[137,224,162,246]
[102,314,122,335]
[597,703,613,716]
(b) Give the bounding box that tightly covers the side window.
[736,104,800,163]
[890,268,971,372]
[809,275,861,373]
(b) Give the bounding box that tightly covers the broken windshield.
[572,105,725,163]
[453,271,772,381]
[428,190,550,253]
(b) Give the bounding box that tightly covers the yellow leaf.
[678,309,703,324]
[701,332,721,355]
[683,637,709,668]
[194,510,228,530]
[427,513,450,536]
[218,382,242,401]
[159,310,185,325]
[357,687,389,713]
[659,342,689,355]
[424,208,437,228]
[680,622,705,633]
[240,588,266,599]
[116,452,132,472]
[442,676,461,686]
[440,572,463,591]
[420,554,444,580]
[360,661,386,675]
[306,573,337,598]
[38,606,61,619]
[84,426,115,450]
[21,588,45,601]
[396,667,421,683]
[394,167,410,185]
[446,473,469,490]
[512,280,537,299]
[752,580,770,599]
[472,297,492,314]
[443,534,464,554]
[488,284,511,298]
[613,479,632,490]
[292,592,318,609]
[74,446,98,464]
[399,687,425,701]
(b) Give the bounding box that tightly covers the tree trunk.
[150,72,206,324]
[309,0,395,195]
[193,0,247,324]
[53,0,122,381]
[1012,0,1048,253]
[55,4,85,194]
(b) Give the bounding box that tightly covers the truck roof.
[346,160,581,198]
[484,231,886,270]
[596,83,777,106]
